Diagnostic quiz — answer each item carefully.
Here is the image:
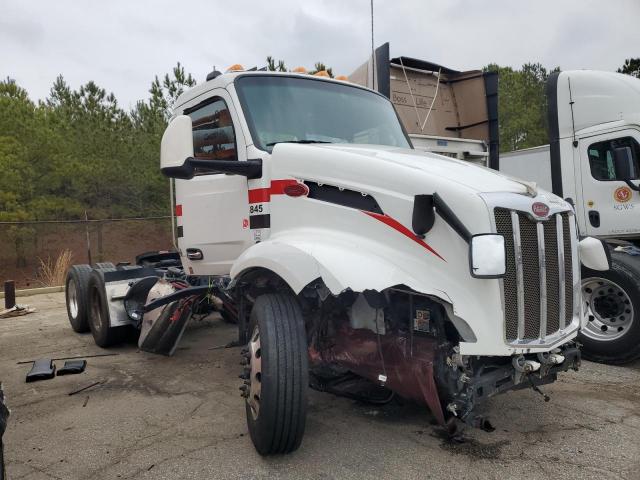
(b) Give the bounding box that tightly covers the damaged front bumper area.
[439,342,581,428]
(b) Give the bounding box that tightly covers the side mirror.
[579,237,610,271]
[161,115,195,179]
[470,234,506,278]
[160,114,262,180]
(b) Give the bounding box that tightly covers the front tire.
[87,270,126,348]
[65,265,93,333]
[244,293,308,455]
[579,252,640,364]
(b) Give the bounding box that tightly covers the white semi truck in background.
[355,44,640,364]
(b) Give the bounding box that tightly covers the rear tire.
[65,265,93,333]
[245,293,308,455]
[87,270,126,348]
[579,252,640,364]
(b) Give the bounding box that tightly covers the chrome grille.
[495,208,574,343]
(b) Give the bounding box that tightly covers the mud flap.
[138,279,194,356]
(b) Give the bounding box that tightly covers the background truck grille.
[495,208,574,343]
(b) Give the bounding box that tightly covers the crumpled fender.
[230,237,452,304]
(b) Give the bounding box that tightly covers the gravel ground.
[1,292,639,480]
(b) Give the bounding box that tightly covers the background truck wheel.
[243,293,308,455]
[87,270,125,348]
[65,264,93,333]
[580,252,640,364]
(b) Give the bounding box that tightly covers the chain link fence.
[0,217,174,290]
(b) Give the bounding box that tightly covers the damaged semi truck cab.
[158,70,609,454]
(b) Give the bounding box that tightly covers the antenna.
[568,76,578,148]
[370,0,375,90]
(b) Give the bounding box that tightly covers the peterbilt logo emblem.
[532,202,550,217]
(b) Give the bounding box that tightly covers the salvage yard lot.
[1,293,639,480]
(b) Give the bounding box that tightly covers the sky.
[1,0,639,109]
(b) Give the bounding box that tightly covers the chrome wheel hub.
[247,327,262,420]
[68,279,79,318]
[582,277,634,342]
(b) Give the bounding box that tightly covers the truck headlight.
[470,234,506,278]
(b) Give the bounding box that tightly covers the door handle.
[186,248,204,260]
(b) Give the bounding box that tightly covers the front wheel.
[579,253,640,364]
[243,293,308,455]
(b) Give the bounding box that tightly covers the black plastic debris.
[57,360,87,376]
[25,359,55,382]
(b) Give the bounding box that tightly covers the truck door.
[577,130,640,238]
[175,90,252,275]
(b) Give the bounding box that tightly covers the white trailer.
[64,67,608,455]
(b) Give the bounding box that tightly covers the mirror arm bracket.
[624,179,640,192]
[162,158,263,180]
[433,192,473,244]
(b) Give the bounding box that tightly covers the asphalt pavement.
[1,292,639,480]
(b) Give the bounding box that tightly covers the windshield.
[235,75,411,152]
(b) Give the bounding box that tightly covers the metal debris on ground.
[0,304,36,319]
[68,381,102,396]
[16,353,118,365]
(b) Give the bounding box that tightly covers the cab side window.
[587,136,640,181]
[187,98,237,162]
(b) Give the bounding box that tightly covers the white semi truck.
[64,68,609,455]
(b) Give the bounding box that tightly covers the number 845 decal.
[249,204,264,214]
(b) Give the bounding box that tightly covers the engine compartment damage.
[300,284,581,430]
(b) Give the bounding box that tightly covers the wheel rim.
[89,287,103,333]
[68,279,79,318]
[247,326,262,420]
[582,277,634,342]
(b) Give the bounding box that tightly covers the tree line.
[1,58,638,223]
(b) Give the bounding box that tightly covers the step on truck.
[64,67,609,455]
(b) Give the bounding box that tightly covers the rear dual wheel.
[87,270,127,348]
[65,265,93,333]
[243,293,308,455]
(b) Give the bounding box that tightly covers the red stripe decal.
[175,204,182,217]
[248,188,270,203]
[363,211,446,262]
[248,179,300,203]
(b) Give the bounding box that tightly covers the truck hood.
[275,143,530,195]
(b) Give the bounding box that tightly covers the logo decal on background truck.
[531,202,550,218]
[614,186,633,203]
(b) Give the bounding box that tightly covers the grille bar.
[557,214,566,329]
[511,211,526,340]
[496,208,574,343]
[537,222,547,339]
